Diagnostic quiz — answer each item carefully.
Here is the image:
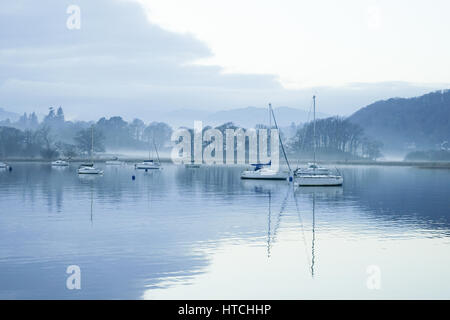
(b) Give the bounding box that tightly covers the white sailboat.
[135,139,161,170]
[241,161,288,180]
[294,96,343,187]
[240,104,289,180]
[78,126,103,175]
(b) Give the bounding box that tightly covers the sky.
[1,0,449,123]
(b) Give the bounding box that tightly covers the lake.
[0,163,449,299]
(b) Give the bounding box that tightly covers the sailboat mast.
[270,103,291,173]
[313,95,316,165]
[153,139,161,163]
[91,125,94,163]
[269,103,272,129]
[148,139,151,160]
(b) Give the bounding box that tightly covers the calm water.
[0,163,449,299]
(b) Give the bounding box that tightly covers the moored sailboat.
[78,126,103,175]
[294,96,343,187]
[135,139,162,170]
[241,161,288,180]
[240,104,291,180]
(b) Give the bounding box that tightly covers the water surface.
[0,163,449,299]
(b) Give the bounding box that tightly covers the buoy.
[145,169,148,172]
[8,166,12,172]
[289,176,293,182]
[132,175,135,181]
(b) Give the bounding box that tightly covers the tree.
[74,126,105,155]
[362,139,383,160]
[143,122,173,150]
[96,116,130,148]
[55,141,78,158]
[0,126,24,157]
[29,112,39,129]
[36,126,59,159]
[56,107,65,123]
[43,107,56,125]
[130,118,146,141]
[288,116,381,160]
[23,129,41,157]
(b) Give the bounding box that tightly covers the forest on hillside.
[348,90,450,153]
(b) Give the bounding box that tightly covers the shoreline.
[2,158,450,168]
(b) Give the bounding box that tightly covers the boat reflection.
[294,186,344,277]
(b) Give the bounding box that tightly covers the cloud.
[0,0,448,123]
[0,0,282,118]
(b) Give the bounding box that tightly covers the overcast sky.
[1,0,449,122]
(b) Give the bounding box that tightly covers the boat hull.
[240,171,288,180]
[294,175,343,186]
[78,171,103,174]
[135,164,161,170]
[52,162,69,167]
[78,167,103,174]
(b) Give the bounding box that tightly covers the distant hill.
[348,90,450,152]
[205,106,328,128]
[0,108,19,122]
[147,106,328,129]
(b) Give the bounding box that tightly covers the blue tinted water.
[0,163,449,299]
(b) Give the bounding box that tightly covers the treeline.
[287,116,383,160]
[0,107,172,159]
[0,107,383,161]
[404,150,450,161]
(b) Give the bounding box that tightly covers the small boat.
[240,104,292,181]
[294,164,343,186]
[78,163,103,175]
[51,159,69,167]
[135,139,162,170]
[0,162,8,169]
[185,160,201,168]
[293,96,343,187]
[78,126,103,175]
[241,161,288,180]
[105,157,124,165]
[135,160,161,170]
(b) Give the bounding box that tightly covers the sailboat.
[240,104,290,180]
[78,126,103,175]
[135,139,161,170]
[240,160,288,180]
[294,96,343,186]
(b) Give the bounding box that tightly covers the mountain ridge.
[348,89,450,152]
